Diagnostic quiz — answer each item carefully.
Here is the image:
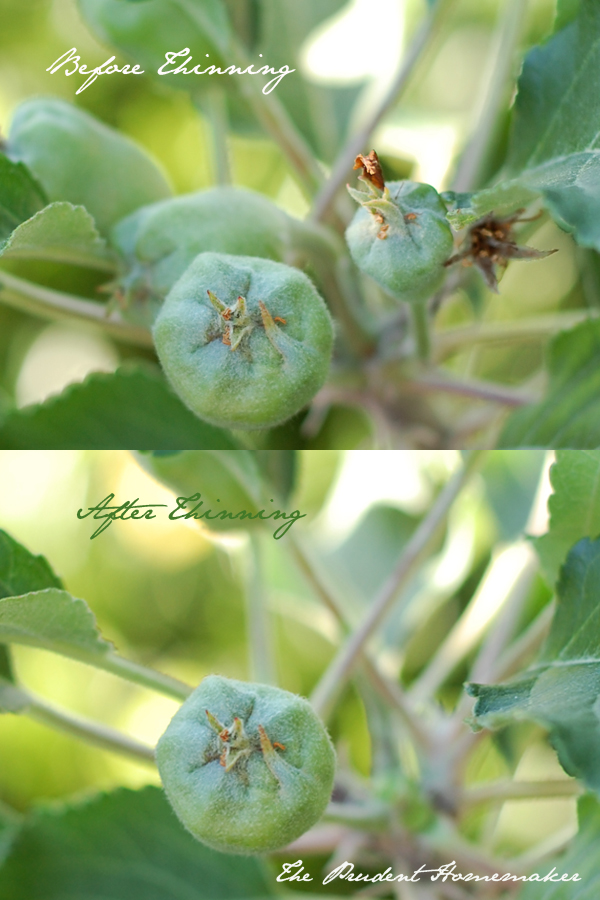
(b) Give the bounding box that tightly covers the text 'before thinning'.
[47,48,296,95]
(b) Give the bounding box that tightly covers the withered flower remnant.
[353,149,385,192]
[443,210,558,292]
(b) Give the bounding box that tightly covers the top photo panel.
[0,0,598,451]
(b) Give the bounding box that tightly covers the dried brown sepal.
[208,291,284,352]
[444,210,558,293]
[258,299,286,357]
[353,149,385,191]
[372,210,389,240]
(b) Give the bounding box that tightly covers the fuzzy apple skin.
[110,187,298,325]
[346,180,453,304]
[7,97,171,235]
[156,675,336,855]
[152,252,334,431]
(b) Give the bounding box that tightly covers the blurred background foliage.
[0,448,579,860]
[0,0,592,448]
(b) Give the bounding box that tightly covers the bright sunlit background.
[0,448,578,855]
[0,0,571,420]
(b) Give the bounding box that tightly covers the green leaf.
[0,366,239,450]
[0,153,47,244]
[0,528,63,685]
[255,450,297,501]
[499,320,600,448]
[481,450,547,542]
[0,802,21,871]
[0,202,115,270]
[441,190,494,230]
[0,582,111,710]
[328,504,422,602]
[293,450,342,517]
[447,2,600,251]
[78,0,232,71]
[0,786,275,899]
[505,3,600,176]
[0,647,12,683]
[452,153,600,250]
[0,588,113,661]
[135,449,267,531]
[518,794,596,898]
[0,531,63,600]
[534,451,600,587]
[468,536,600,792]
[555,0,581,32]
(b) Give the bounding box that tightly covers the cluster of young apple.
[7,99,458,433]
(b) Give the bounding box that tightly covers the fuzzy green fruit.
[110,188,300,326]
[156,675,336,855]
[7,97,172,235]
[152,252,334,431]
[346,180,453,304]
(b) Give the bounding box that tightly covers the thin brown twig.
[0,271,153,347]
[401,372,538,407]
[461,778,581,807]
[311,0,456,222]
[289,537,431,747]
[23,691,156,766]
[434,311,598,362]
[310,451,487,721]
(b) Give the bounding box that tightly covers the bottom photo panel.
[0,449,596,899]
